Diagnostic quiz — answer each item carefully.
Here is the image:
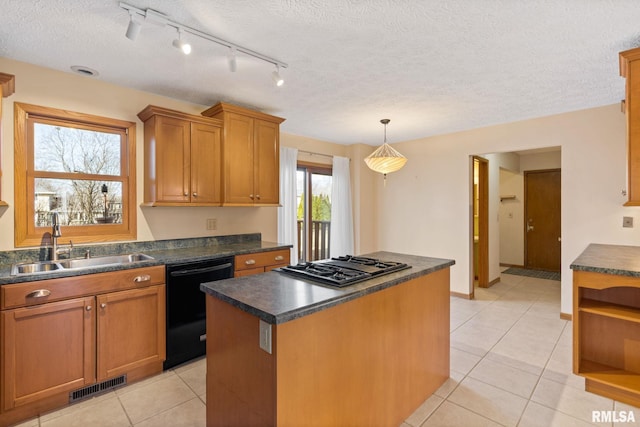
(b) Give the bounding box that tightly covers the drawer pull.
[133,274,151,283]
[26,289,51,298]
[245,259,256,265]
[274,255,284,261]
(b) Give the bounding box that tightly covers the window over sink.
[14,103,137,247]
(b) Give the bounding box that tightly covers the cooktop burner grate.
[276,255,410,287]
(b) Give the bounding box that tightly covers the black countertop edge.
[0,242,292,285]
[570,243,640,278]
[201,253,455,325]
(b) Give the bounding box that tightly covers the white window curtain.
[330,156,354,256]
[277,146,299,265]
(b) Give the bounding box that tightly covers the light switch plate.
[623,216,634,228]
[259,320,272,354]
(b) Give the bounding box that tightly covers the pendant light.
[364,119,407,185]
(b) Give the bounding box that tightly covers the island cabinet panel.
[206,297,275,427]
[573,270,640,407]
[206,266,450,427]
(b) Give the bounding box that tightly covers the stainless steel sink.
[11,261,63,275]
[10,253,154,276]
[58,253,154,269]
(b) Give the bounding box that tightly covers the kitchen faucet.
[51,212,72,261]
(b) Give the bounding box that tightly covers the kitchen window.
[14,103,136,247]
[297,163,332,261]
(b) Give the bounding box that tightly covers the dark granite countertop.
[570,243,640,277]
[200,251,455,325]
[0,235,290,285]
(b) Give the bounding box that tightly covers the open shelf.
[579,359,640,394]
[580,298,640,323]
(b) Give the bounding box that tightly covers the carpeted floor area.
[502,267,561,281]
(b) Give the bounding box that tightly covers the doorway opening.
[472,156,489,290]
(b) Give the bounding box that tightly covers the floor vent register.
[69,375,127,403]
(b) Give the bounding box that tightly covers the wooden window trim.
[14,102,137,247]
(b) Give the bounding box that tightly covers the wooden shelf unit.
[573,270,640,407]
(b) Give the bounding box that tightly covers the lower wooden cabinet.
[97,285,165,381]
[0,266,166,426]
[234,249,290,277]
[1,296,95,411]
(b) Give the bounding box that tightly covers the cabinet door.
[191,122,222,204]
[1,297,95,410]
[253,119,280,205]
[96,285,166,380]
[223,113,255,205]
[156,116,191,203]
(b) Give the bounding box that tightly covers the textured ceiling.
[1,1,639,145]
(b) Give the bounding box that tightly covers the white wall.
[499,168,524,266]
[376,105,634,315]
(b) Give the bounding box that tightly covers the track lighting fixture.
[172,29,191,54]
[228,46,237,72]
[272,65,284,87]
[125,9,141,41]
[119,2,287,83]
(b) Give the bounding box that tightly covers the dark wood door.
[525,169,561,271]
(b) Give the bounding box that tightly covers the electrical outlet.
[623,216,634,228]
[259,320,272,354]
[206,218,217,231]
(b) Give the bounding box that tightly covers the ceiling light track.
[119,2,288,80]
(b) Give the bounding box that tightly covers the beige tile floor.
[13,271,640,426]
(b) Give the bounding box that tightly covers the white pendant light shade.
[364,143,407,174]
[364,119,407,177]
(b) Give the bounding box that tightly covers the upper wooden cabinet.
[620,48,640,205]
[201,102,285,206]
[0,73,15,207]
[138,106,223,206]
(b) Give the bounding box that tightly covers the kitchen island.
[201,252,454,427]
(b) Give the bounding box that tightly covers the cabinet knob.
[245,259,256,265]
[184,192,188,196]
[256,194,261,200]
[86,305,92,311]
[274,255,284,261]
[26,289,51,298]
[100,303,107,309]
[133,274,151,283]
[193,192,198,197]
[249,194,254,199]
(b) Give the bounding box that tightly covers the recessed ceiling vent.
[69,375,126,403]
[70,65,99,77]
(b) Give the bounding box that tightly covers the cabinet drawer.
[1,266,165,310]
[234,249,290,271]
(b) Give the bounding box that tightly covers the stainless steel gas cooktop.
[276,255,411,287]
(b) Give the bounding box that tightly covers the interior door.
[525,169,561,271]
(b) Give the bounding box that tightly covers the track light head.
[228,47,237,72]
[272,65,284,87]
[125,10,141,40]
[172,29,191,54]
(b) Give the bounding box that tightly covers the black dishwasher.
[164,256,234,370]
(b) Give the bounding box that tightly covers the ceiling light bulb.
[125,10,141,40]
[272,65,284,87]
[228,47,237,72]
[172,29,191,54]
